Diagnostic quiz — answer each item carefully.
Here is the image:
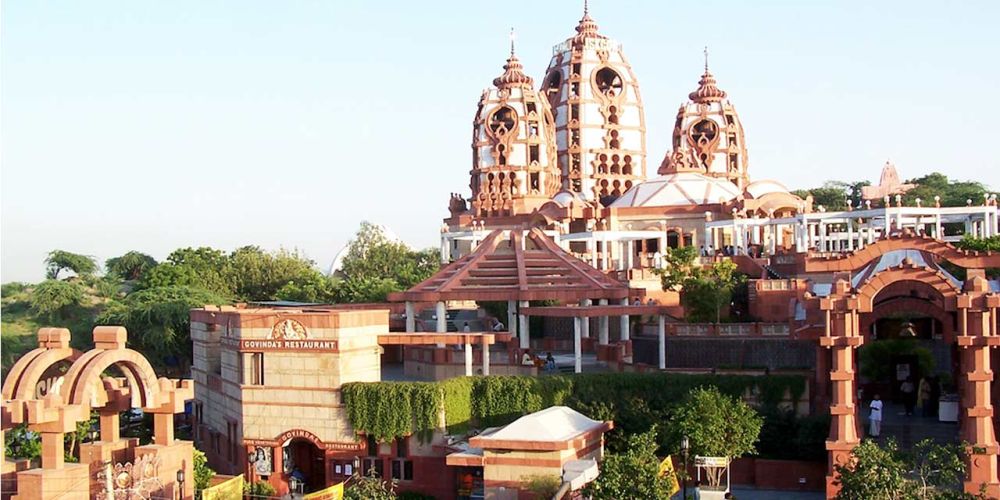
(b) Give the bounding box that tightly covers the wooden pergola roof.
[388,228,642,302]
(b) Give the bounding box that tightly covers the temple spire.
[704,45,709,72]
[584,0,589,16]
[509,27,515,56]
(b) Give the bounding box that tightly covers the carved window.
[729,153,739,170]
[529,145,539,163]
[690,119,718,144]
[570,104,579,120]
[488,106,517,136]
[530,173,540,191]
[594,67,623,97]
[725,113,735,125]
[570,82,580,97]
[526,101,536,114]
[572,63,582,76]
[543,70,561,109]
[571,179,582,192]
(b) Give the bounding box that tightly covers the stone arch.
[64,348,162,410]
[854,264,960,313]
[1,328,82,402]
[805,233,1000,273]
[862,296,956,343]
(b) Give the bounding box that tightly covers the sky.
[3,0,999,283]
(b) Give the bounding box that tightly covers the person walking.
[918,377,932,417]
[901,377,916,416]
[869,393,883,437]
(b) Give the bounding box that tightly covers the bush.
[244,480,277,498]
[29,279,86,320]
[522,474,562,499]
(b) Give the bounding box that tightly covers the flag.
[658,456,681,496]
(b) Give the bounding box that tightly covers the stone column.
[435,302,447,333]
[822,282,863,498]
[507,300,516,334]
[153,413,174,446]
[580,299,591,339]
[405,302,415,333]
[440,234,451,263]
[619,298,630,342]
[464,341,473,377]
[100,410,120,442]
[658,315,666,370]
[573,317,583,374]
[482,341,490,376]
[599,299,610,345]
[436,301,447,348]
[41,432,65,469]
[957,287,1000,496]
[518,300,530,350]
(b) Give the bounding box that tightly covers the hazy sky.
[3,1,999,283]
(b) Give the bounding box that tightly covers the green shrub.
[244,480,277,498]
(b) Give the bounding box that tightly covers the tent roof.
[388,228,640,302]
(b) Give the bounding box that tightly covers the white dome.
[744,179,791,199]
[610,172,740,208]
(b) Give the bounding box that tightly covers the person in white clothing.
[869,394,883,437]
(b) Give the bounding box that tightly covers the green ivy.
[342,373,806,445]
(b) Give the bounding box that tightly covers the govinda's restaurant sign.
[220,318,338,352]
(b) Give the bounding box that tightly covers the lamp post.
[176,469,186,500]
[681,436,689,500]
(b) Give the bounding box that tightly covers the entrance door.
[286,439,326,493]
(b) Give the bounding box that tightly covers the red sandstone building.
[189,4,1000,499]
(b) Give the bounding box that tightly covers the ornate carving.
[97,455,163,500]
[270,319,308,340]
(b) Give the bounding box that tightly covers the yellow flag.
[658,456,681,496]
[302,482,344,500]
[201,474,244,500]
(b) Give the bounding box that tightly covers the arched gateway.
[1,327,194,500]
[806,234,1000,497]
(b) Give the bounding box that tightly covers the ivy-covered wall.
[341,372,807,452]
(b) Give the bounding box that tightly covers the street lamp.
[681,436,690,500]
[176,469,186,500]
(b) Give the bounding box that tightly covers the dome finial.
[689,49,727,103]
[493,29,532,89]
[584,0,589,16]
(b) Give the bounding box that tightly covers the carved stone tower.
[541,4,647,205]
[469,43,560,218]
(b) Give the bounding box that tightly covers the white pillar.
[573,317,583,374]
[482,343,490,375]
[580,299,591,339]
[507,300,516,334]
[435,301,447,332]
[518,300,530,350]
[405,301,416,332]
[658,315,666,370]
[602,240,610,270]
[819,221,826,252]
[846,221,854,251]
[627,240,634,269]
[589,238,597,268]
[619,298,630,342]
[599,299,609,345]
[435,301,447,348]
[440,234,450,263]
[464,342,473,376]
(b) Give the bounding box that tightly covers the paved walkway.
[868,401,959,449]
[672,488,823,500]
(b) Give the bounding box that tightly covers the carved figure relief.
[270,319,308,340]
[97,455,163,500]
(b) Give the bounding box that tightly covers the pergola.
[388,228,654,373]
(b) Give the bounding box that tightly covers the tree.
[655,246,700,290]
[903,172,989,208]
[29,279,86,320]
[275,273,340,303]
[193,449,215,493]
[45,250,98,279]
[906,439,968,499]
[345,467,396,500]
[105,251,157,281]
[336,276,403,304]
[225,246,324,301]
[667,386,763,488]
[5,424,41,460]
[96,286,228,366]
[834,439,910,500]
[140,247,232,295]
[681,260,746,323]
[337,222,440,298]
[583,428,674,500]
